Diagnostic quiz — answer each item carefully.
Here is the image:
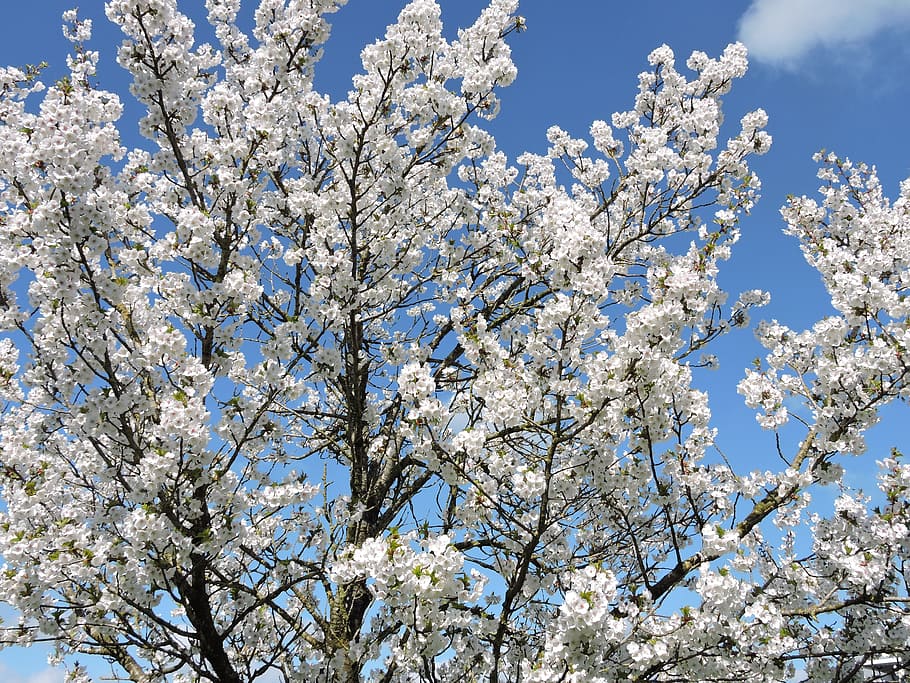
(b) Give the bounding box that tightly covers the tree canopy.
[0,2,907,682]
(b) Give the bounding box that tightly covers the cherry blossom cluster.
[0,1,905,682]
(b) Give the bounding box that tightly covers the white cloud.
[737,0,910,66]
[25,669,64,683]
[0,662,64,683]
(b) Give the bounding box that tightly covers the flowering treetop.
[0,1,906,682]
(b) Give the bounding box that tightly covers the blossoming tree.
[0,1,907,681]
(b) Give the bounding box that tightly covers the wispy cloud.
[737,0,910,67]
[26,669,63,683]
[0,662,64,683]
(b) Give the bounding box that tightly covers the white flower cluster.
[332,531,487,670]
[0,2,905,681]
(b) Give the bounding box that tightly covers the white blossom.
[0,3,904,682]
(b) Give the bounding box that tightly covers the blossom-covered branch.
[0,2,906,682]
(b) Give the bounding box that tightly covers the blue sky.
[1,1,910,680]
